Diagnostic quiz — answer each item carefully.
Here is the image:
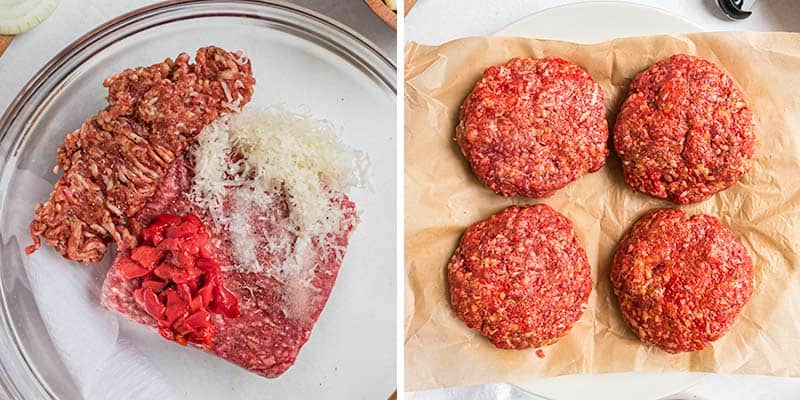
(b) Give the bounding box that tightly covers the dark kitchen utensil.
[717,0,753,20]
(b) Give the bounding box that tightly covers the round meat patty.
[614,54,755,204]
[611,208,754,354]
[456,57,609,198]
[448,204,592,350]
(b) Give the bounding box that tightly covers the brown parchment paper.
[404,32,800,391]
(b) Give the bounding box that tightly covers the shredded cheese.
[189,106,366,276]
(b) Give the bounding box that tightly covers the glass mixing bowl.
[0,1,396,399]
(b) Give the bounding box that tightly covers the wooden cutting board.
[0,36,12,56]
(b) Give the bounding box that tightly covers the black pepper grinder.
[717,0,754,20]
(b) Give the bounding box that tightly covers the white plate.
[497,1,701,42]
[495,2,708,400]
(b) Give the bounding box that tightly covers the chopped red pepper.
[130,246,163,270]
[118,257,151,280]
[119,214,240,347]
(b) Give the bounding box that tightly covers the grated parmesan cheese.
[189,106,365,277]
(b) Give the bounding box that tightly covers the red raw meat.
[28,46,255,264]
[101,158,356,377]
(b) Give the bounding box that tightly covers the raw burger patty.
[448,204,592,349]
[456,57,609,198]
[613,54,755,204]
[101,158,355,377]
[611,208,754,354]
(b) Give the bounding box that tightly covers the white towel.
[7,170,177,400]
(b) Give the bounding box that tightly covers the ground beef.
[613,54,755,204]
[456,57,608,198]
[101,158,356,378]
[27,46,255,264]
[611,208,754,353]
[448,204,592,350]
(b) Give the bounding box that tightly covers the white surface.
[406,0,799,45]
[406,1,800,400]
[0,0,396,114]
[0,1,396,400]
[516,373,705,400]
[5,175,180,400]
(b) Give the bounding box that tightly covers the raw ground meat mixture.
[27,46,255,264]
[613,54,755,204]
[448,204,592,350]
[101,158,356,377]
[456,57,608,198]
[611,208,754,354]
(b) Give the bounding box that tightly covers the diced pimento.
[141,289,166,320]
[118,214,239,347]
[141,214,182,245]
[118,258,151,279]
[130,246,164,270]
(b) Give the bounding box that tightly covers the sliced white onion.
[383,0,397,12]
[0,0,59,35]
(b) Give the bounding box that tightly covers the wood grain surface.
[405,0,416,15]
[0,36,12,57]
[364,0,397,29]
